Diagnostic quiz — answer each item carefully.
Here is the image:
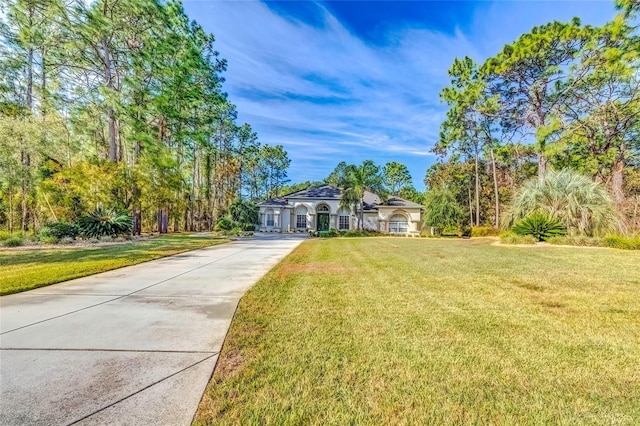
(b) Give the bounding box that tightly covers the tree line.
[0,0,290,234]
[428,0,640,232]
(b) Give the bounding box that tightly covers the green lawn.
[195,238,640,425]
[0,234,229,295]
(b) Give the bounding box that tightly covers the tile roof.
[283,185,342,199]
[257,198,290,207]
[258,186,423,210]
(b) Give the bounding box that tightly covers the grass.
[0,234,229,295]
[195,237,640,425]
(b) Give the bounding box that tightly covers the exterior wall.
[362,212,379,231]
[289,199,347,232]
[259,197,421,234]
[377,208,422,234]
[258,206,291,232]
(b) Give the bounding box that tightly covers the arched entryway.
[316,204,330,231]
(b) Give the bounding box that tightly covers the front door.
[317,213,330,231]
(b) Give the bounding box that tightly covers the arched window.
[316,204,330,213]
[389,214,408,233]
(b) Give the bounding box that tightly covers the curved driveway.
[0,233,306,425]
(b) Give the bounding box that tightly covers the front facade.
[257,185,423,235]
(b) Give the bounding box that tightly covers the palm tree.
[338,161,387,230]
[502,169,622,236]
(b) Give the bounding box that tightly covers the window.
[339,215,350,230]
[317,204,329,213]
[389,214,408,233]
[296,214,307,229]
[266,213,274,227]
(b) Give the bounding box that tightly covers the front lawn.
[195,238,640,425]
[0,234,229,295]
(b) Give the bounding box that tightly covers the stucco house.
[257,185,423,235]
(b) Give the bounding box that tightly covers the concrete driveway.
[0,233,306,425]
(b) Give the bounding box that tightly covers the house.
[257,185,423,235]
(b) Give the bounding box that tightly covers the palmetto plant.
[512,213,566,241]
[78,207,133,238]
[502,169,620,236]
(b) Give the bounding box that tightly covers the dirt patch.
[215,350,246,381]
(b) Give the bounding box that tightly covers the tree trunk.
[26,48,33,110]
[468,186,473,226]
[359,199,364,230]
[537,154,547,178]
[490,148,500,228]
[103,39,117,162]
[474,149,480,227]
[21,47,34,232]
[611,157,626,206]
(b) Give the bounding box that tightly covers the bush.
[471,226,499,237]
[603,235,640,250]
[59,237,74,245]
[40,236,59,244]
[3,236,24,247]
[546,235,605,247]
[215,217,234,232]
[342,229,383,237]
[500,231,537,245]
[512,213,566,241]
[39,222,80,240]
[100,235,114,242]
[78,207,133,238]
[503,169,619,235]
[229,227,243,236]
[229,199,258,230]
[318,229,340,238]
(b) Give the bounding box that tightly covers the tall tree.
[338,160,387,230]
[383,161,412,196]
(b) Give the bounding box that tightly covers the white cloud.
[183,0,617,188]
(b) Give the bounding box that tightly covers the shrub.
[59,237,74,245]
[39,222,80,240]
[229,199,259,230]
[3,237,24,247]
[603,235,640,250]
[215,217,234,232]
[500,231,537,245]
[229,227,243,236]
[40,236,59,244]
[318,229,340,238]
[78,207,133,238]
[342,229,383,237]
[503,169,620,236]
[471,226,499,237]
[512,213,566,242]
[546,235,605,247]
[100,235,114,242]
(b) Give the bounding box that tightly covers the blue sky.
[182,0,619,190]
